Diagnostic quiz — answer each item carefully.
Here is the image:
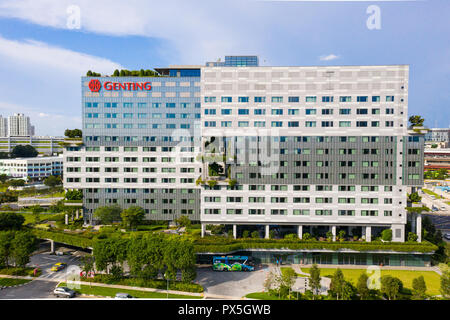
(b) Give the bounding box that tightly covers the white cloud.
[0,0,289,63]
[0,101,81,136]
[0,35,123,75]
[319,54,339,61]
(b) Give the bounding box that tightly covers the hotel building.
[64,56,424,244]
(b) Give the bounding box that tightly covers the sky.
[0,0,448,136]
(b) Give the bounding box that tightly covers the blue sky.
[0,0,448,135]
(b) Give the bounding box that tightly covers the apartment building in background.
[63,56,424,248]
[7,113,35,136]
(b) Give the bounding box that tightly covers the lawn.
[301,267,442,295]
[245,292,284,300]
[422,189,443,199]
[57,282,202,299]
[37,191,65,198]
[0,278,32,287]
[280,266,307,277]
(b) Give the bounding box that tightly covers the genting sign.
[88,79,152,92]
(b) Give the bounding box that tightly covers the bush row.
[81,274,203,293]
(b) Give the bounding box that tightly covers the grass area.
[446,201,450,206]
[245,292,284,300]
[37,191,65,198]
[0,278,32,287]
[301,267,442,295]
[57,282,202,299]
[280,266,307,277]
[422,189,444,199]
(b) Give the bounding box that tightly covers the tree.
[242,230,250,238]
[280,267,297,299]
[8,179,25,187]
[30,205,44,224]
[113,69,120,76]
[0,231,14,267]
[356,273,370,300]
[338,230,346,241]
[409,115,425,127]
[408,232,418,242]
[264,270,277,294]
[94,205,122,224]
[0,192,18,204]
[412,275,427,299]
[174,215,191,228]
[330,268,346,300]
[10,231,38,267]
[86,70,93,76]
[380,275,403,300]
[251,231,259,239]
[44,175,62,188]
[408,192,422,203]
[381,229,393,241]
[120,206,145,230]
[0,212,25,230]
[441,271,450,299]
[65,189,83,201]
[0,174,9,183]
[0,152,9,159]
[11,145,38,158]
[64,129,82,138]
[309,264,321,298]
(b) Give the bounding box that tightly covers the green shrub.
[381,229,393,242]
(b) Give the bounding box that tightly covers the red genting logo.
[88,79,102,92]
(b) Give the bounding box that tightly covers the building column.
[331,225,336,242]
[265,225,270,239]
[297,225,303,240]
[201,223,205,238]
[233,224,237,239]
[75,209,79,220]
[417,214,422,242]
[365,226,372,242]
[65,214,68,225]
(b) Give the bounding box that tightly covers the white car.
[440,206,447,211]
[54,287,75,298]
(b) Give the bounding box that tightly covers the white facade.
[200,65,414,242]
[0,155,63,180]
[7,113,34,137]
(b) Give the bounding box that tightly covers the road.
[0,279,56,299]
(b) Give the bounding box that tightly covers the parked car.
[51,262,67,272]
[444,233,450,240]
[432,206,439,212]
[115,293,134,299]
[440,206,447,211]
[54,287,75,298]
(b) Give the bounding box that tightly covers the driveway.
[195,265,271,298]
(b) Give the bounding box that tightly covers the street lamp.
[164,272,169,299]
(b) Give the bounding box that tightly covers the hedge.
[31,229,95,248]
[81,274,203,293]
[30,229,438,254]
[193,237,438,254]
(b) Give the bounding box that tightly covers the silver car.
[115,293,134,299]
[54,287,75,298]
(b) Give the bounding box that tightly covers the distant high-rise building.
[7,113,34,136]
[0,116,7,137]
